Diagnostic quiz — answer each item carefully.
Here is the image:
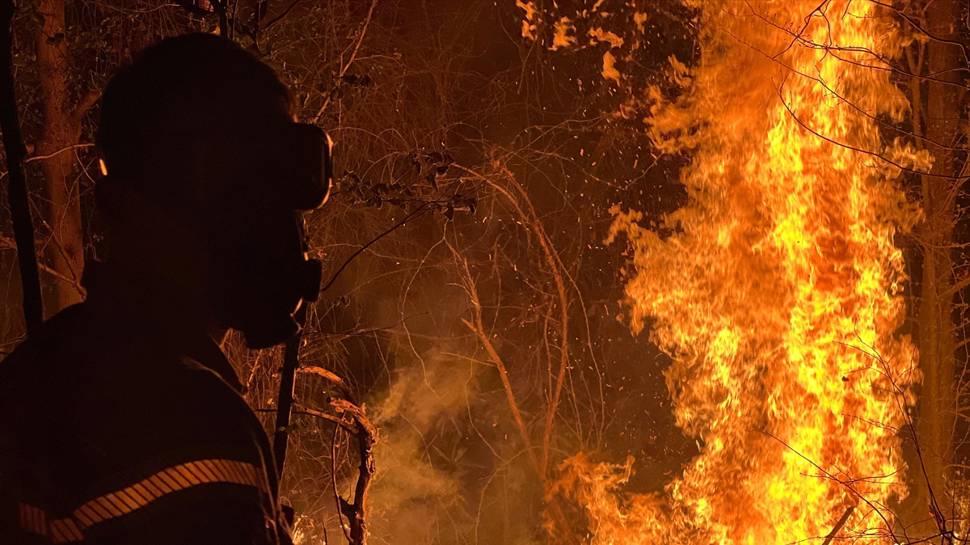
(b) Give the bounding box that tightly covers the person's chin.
[236,298,302,348]
[241,313,299,348]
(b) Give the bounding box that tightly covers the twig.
[493,163,571,478]
[298,365,344,385]
[295,405,356,432]
[319,202,431,293]
[761,428,899,543]
[256,406,355,433]
[0,235,85,295]
[451,244,542,476]
[821,506,855,545]
[331,419,350,543]
[775,81,960,180]
[262,0,302,31]
[312,0,379,123]
[454,162,572,477]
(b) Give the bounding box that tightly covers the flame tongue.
[571,2,927,543]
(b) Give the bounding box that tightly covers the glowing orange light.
[553,2,931,543]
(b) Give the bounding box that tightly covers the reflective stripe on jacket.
[0,302,291,545]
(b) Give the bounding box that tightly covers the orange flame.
[556,2,932,543]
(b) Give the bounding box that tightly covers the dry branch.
[298,365,345,385]
[451,243,542,476]
[455,161,573,477]
[329,397,376,545]
[821,506,854,545]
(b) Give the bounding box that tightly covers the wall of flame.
[554,1,933,543]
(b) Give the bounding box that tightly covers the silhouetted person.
[0,33,331,544]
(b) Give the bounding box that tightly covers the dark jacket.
[0,273,290,544]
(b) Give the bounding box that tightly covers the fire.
[554,2,931,544]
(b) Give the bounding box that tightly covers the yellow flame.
[555,2,930,543]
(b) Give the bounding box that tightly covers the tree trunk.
[36,0,84,313]
[907,0,964,535]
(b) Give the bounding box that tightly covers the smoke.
[366,347,471,544]
[359,341,544,545]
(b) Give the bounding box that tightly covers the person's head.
[95,33,330,348]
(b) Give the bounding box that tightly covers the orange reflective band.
[19,503,80,544]
[72,458,268,528]
[18,458,267,543]
[49,518,83,543]
[19,503,47,535]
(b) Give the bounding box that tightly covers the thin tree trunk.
[908,0,964,535]
[0,0,43,333]
[36,0,85,313]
